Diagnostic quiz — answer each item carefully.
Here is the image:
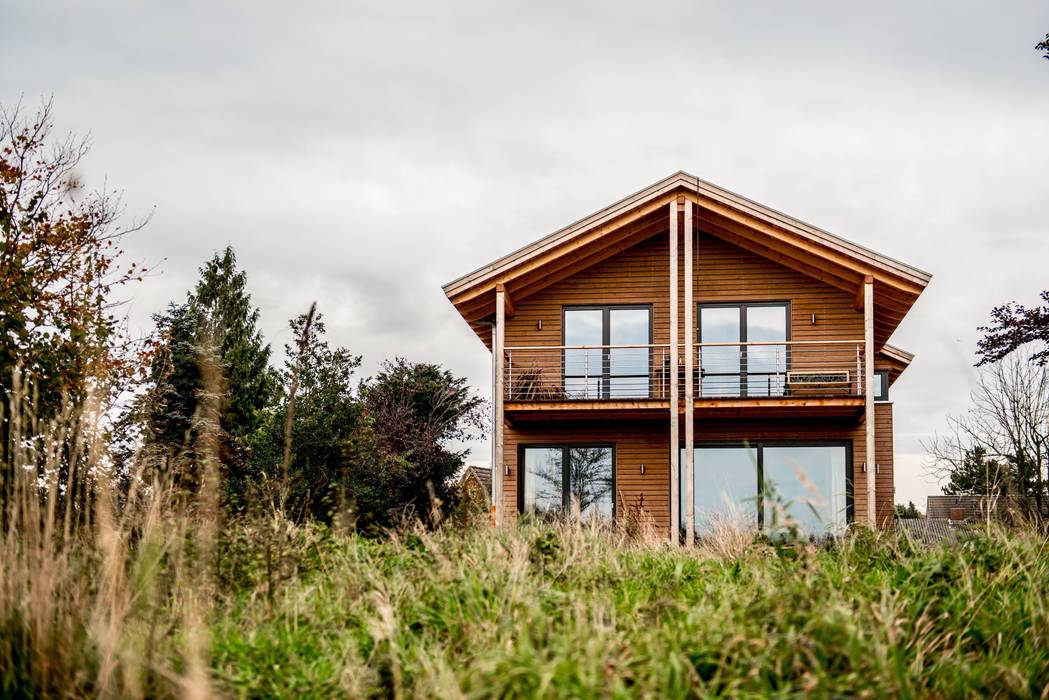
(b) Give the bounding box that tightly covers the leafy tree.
[143,247,273,502]
[1,99,145,515]
[924,352,1048,515]
[343,359,486,533]
[976,290,1049,366]
[1,100,145,412]
[893,501,922,519]
[250,305,362,521]
[1038,33,1049,61]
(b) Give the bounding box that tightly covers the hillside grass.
[202,521,1049,699]
[4,505,1049,697]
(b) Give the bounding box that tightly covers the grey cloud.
[4,0,1048,507]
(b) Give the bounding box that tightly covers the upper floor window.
[699,302,789,397]
[563,305,651,399]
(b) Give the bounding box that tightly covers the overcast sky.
[5,1,1048,508]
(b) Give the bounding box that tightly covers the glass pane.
[700,307,741,397]
[523,448,563,517]
[569,446,613,522]
[564,309,603,345]
[564,309,603,398]
[564,376,601,399]
[680,446,758,535]
[746,305,787,397]
[762,446,847,536]
[873,372,886,400]
[609,309,650,398]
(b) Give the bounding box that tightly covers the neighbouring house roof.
[896,518,975,545]
[460,465,492,503]
[443,171,932,348]
[926,494,1038,521]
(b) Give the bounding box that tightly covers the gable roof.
[444,171,931,347]
[460,465,492,501]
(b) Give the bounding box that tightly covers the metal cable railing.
[503,340,867,402]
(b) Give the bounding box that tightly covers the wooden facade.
[444,173,929,539]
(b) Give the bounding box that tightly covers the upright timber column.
[668,201,679,543]
[683,201,695,546]
[494,286,506,527]
[863,276,876,526]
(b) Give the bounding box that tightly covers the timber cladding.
[498,224,896,529]
[504,229,863,349]
[502,413,894,529]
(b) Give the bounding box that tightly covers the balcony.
[503,340,869,419]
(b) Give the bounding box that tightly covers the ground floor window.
[679,442,850,536]
[519,445,614,522]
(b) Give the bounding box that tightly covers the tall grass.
[3,375,1049,697]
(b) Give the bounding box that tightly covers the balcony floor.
[505,396,865,422]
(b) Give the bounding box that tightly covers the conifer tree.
[144,247,273,502]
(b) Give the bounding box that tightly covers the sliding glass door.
[699,302,788,397]
[521,445,614,522]
[679,442,849,536]
[564,306,651,399]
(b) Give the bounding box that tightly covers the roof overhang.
[444,171,931,347]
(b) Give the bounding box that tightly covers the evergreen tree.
[942,446,1015,497]
[250,307,362,521]
[143,247,273,503]
[344,359,486,532]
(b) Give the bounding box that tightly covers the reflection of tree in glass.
[531,450,563,520]
[532,447,613,521]
[569,447,613,521]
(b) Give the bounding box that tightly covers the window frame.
[873,370,889,402]
[697,300,792,398]
[561,304,653,399]
[518,443,617,521]
[678,439,853,532]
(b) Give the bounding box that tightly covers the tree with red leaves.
[976,291,1049,367]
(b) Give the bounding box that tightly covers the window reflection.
[679,444,848,537]
[522,446,614,522]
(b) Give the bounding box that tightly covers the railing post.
[507,350,513,400]
[584,350,589,400]
[856,345,862,396]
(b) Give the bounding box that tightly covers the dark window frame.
[697,300,792,398]
[678,439,853,532]
[873,370,889,402]
[562,304,653,399]
[518,443,617,521]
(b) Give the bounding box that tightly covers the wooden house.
[443,172,930,542]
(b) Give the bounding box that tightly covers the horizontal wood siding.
[499,216,892,530]
[875,403,894,526]
[505,227,863,349]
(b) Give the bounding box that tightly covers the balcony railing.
[503,340,867,402]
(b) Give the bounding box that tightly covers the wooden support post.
[669,201,680,544]
[684,201,695,546]
[863,276,876,526]
[496,283,515,318]
[494,288,506,527]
